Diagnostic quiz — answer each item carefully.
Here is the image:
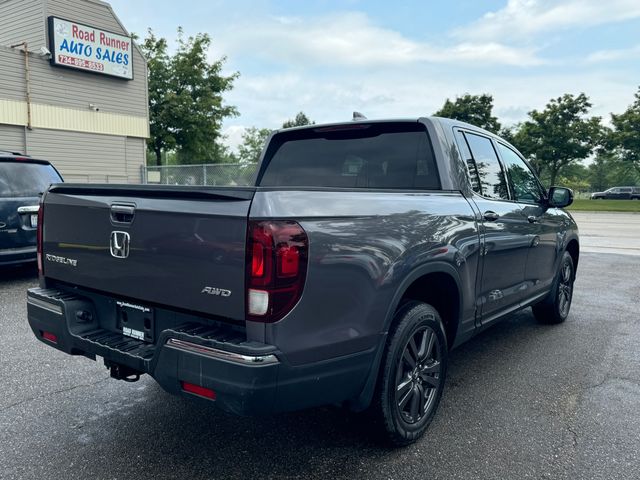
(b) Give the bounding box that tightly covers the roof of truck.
[276,116,495,136]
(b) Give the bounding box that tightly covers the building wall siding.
[0,98,28,126]
[0,97,148,138]
[125,136,144,183]
[0,124,26,153]
[0,0,45,51]
[26,128,129,182]
[0,46,147,118]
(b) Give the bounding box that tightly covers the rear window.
[0,161,61,197]
[258,123,440,189]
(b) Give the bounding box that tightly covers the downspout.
[10,42,33,130]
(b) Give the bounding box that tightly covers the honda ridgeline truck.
[27,117,579,445]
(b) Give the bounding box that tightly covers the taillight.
[36,200,44,276]
[246,220,308,322]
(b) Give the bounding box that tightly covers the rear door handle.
[483,211,499,222]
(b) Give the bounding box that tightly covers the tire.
[371,301,448,446]
[532,251,575,324]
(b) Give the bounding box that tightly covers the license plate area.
[117,301,154,343]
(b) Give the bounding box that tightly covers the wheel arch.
[566,237,579,273]
[349,262,463,411]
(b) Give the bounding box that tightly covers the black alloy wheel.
[395,326,442,424]
[532,250,575,324]
[372,301,448,446]
[557,256,574,319]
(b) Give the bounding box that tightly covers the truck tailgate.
[42,185,254,321]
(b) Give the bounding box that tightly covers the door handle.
[527,215,538,223]
[110,204,136,224]
[483,211,499,222]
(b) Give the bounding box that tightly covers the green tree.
[141,31,175,166]
[434,93,501,133]
[508,93,602,186]
[140,28,239,165]
[588,153,640,191]
[282,112,314,128]
[609,87,640,169]
[557,163,590,193]
[237,127,272,164]
[587,154,609,192]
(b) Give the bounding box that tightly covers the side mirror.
[548,186,573,208]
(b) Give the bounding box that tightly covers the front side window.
[463,132,509,200]
[496,143,545,204]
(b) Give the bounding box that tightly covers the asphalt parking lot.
[1,215,639,479]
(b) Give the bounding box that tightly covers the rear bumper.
[27,287,372,415]
[0,246,36,266]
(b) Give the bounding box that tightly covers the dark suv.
[590,186,640,200]
[0,151,63,266]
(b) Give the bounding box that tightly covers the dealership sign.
[48,17,133,80]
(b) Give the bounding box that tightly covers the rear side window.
[0,162,61,197]
[455,130,482,194]
[463,132,509,200]
[258,123,440,189]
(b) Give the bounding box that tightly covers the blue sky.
[109,0,640,151]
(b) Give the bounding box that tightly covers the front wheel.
[532,251,575,324]
[371,301,447,446]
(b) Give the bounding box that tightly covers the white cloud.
[205,5,639,151]
[455,0,640,41]
[222,125,248,152]
[586,44,640,63]
[221,67,637,153]
[217,12,544,67]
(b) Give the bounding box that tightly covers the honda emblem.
[110,231,130,259]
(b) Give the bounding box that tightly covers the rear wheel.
[532,251,575,324]
[371,301,447,446]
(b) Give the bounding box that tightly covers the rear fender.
[348,261,463,411]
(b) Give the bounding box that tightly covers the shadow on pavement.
[0,262,38,285]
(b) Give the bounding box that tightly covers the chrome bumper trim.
[27,297,63,315]
[166,338,279,365]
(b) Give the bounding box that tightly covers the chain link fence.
[142,163,259,186]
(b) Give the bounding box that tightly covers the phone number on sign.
[57,54,105,72]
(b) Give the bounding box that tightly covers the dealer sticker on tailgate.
[122,326,145,341]
[117,300,154,343]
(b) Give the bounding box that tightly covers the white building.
[0,0,149,183]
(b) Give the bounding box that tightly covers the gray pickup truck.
[27,117,579,445]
